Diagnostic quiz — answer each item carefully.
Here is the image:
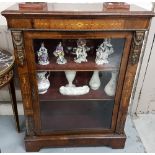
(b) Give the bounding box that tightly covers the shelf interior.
[39,71,114,101]
[34,38,124,133]
[34,38,125,71]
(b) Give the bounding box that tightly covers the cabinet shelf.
[39,85,113,101]
[36,52,121,71]
[39,71,114,101]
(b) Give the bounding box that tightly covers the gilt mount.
[12,31,25,66]
[129,31,145,65]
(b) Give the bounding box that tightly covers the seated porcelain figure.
[53,42,67,64]
[37,43,49,65]
[74,39,90,63]
[95,39,114,65]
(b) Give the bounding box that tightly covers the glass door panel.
[32,37,126,133]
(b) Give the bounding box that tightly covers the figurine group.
[37,39,116,96]
[73,39,90,63]
[37,38,114,66]
[95,39,114,65]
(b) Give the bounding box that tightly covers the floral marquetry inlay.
[20,74,33,111]
[34,19,124,30]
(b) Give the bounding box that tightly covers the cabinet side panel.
[116,31,145,134]
[11,30,35,136]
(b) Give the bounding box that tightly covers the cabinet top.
[2,3,154,18]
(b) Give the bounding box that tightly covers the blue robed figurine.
[37,42,49,65]
[53,42,67,64]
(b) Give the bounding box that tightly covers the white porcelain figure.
[104,71,118,96]
[89,71,101,90]
[95,38,114,65]
[65,70,76,87]
[53,42,67,64]
[73,39,90,63]
[59,85,90,95]
[37,71,50,94]
[37,43,49,65]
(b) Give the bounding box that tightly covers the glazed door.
[24,31,132,135]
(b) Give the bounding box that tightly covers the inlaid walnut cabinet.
[2,3,154,152]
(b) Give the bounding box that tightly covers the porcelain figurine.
[89,71,101,90]
[53,42,67,64]
[104,71,118,96]
[59,85,90,95]
[95,39,114,65]
[65,70,76,87]
[37,43,49,65]
[73,39,90,63]
[37,71,50,94]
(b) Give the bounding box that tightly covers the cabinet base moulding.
[25,133,126,152]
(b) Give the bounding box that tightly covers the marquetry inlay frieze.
[34,19,125,30]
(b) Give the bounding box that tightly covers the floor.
[133,114,155,153]
[0,115,146,153]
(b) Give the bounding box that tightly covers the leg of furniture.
[9,77,20,132]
